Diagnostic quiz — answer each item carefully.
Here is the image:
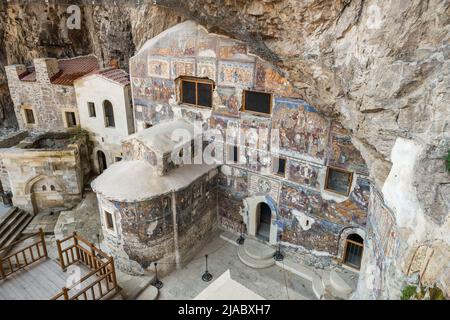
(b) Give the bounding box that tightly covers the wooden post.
[56,239,65,271]
[62,287,69,300]
[39,228,48,258]
[109,257,119,292]
[90,244,97,270]
[73,233,80,263]
[0,256,5,280]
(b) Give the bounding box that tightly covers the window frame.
[103,210,116,233]
[103,100,115,128]
[23,107,36,125]
[227,144,239,164]
[272,156,287,177]
[179,76,214,109]
[65,111,77,128]
[324,166,353,196]
[343,238,364,270]
[242,89,273,116]
[88,102,96,117]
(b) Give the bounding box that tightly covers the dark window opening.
[180,77,213,108]
[273,157,286,176]
[24,109,35,124]
[344,234,364,270]
[65,112,77,127]
[50,185,56,191]
[227,145,239,164]
[243,90,272,115]
[103,100,115,127]
[42,185,47,191]
[115,156,122,162]
[144,122,152,129]
[104,211,114,231]
[88,102,96,117]
[325,167,353,196]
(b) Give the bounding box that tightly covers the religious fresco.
[208,115,239,143]
[239,115,271,150]
[114,196,173,245]
[280,182,325,217]
[121,139,158,165]
[218,61,254,87]
[279,207,341,254]
[288,159,321,189]
[133,100,173,126]
[197,59,217,81]
[132,78,174,102]
[272,97,330,164]
[171,58,196,79]
[218,39,253,62]
[248,174,280,202]
[369,190,398,258]
[130,55,147,78]
[147,56,171,79]
[214,87,240,117]
[255,60,300,97]
[197,36,218,58]
[328,122,369,175]
[217,188,245,233]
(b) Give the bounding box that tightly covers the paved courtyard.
[154,235,317,300]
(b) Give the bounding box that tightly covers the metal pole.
[152,262,163,289]
[201,254,213,282]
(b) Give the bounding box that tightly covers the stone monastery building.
[1,21,420,298]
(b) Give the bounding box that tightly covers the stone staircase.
[237,238,276,269]
[0,207,34,255]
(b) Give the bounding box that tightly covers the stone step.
[329,270,353,297]
[0,207,18,226]
[220,231,240,247]
[0,210,33,249]
[237,245,275,269]
[244,238,275,260]
[275,258,317,282]
[0,207,20,235]
[136,285,159,300]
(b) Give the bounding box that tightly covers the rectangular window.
[344,240,364,270]
[243,90,272,115]
[325,167,353,196]
[180,77,213,108]
[88,102,96,117]
[24,108,35,124]
[104,101,115,127]
[227,145,239,164]
[104,211,114,231]
[273,157,286,176]
[65,112,77,128]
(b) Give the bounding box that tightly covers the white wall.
[74,75,134,165]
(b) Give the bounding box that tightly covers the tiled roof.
[51,55,100,85]
[18,55,100,86]
[89,67,130,86]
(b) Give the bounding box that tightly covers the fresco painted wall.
[129,21,371,261]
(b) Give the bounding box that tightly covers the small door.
[97,151,107,174]
[257,202,271,241]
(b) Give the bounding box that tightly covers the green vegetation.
[446,150,450,172]
[401,283,446,300]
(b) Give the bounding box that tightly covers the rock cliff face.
[0,0,448,298]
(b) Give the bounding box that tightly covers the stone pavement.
[140,235,316,300]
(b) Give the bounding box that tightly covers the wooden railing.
[0,228,47,280]
[52,232,120,300]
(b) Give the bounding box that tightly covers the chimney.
[34,58,60,83]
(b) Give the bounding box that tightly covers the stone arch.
[25,174,64,194]
[337,226,366,261]
[243,195,279,245]
[24,174,64,214]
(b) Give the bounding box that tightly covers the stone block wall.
[5,62,78,132]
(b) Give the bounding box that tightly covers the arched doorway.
[256,202,272,241]
[343,234,364,270]
[97,150,107,174]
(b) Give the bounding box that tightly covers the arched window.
[50,185,56,191]
[343,234,364,270]
[103,100,115,128]
[42,185,47,191]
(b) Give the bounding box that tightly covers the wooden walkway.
[0,258,91,300]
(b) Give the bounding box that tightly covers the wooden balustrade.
[0,228,48,280]
[52,232,120,300]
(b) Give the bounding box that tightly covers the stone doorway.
[256,202,271,241]
[97,150,107,174]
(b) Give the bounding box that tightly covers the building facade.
[74,68,134,173]
[5,56,99,132]
[89,21,371,275]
